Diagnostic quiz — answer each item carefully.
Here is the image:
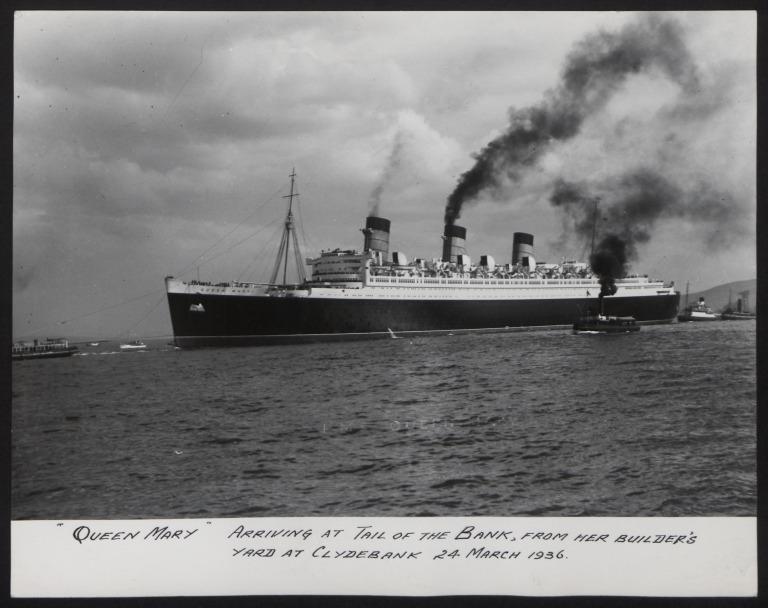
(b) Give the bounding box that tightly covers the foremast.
[269,169,307,286]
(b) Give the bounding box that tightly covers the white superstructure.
[166,248,676,302]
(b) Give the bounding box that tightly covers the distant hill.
[683,278,756,313]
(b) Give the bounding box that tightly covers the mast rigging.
[269,169,307,286]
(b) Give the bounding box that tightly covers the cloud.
[12,11,756,338]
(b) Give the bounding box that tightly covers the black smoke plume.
[549,179,597,241]
[550,170,679,263]
[550,168,740,267]
[589,234,627,299]
[369,130,406,217]
[444,14,698,224]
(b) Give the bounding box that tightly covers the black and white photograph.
[11,9,757,597]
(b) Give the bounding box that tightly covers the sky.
[13,11,756,340]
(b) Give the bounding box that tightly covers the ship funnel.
[442,224,467,263]
[392,251,409,266]
[362,216,391,257]
[480,255,496,271]
[512,232,534,266]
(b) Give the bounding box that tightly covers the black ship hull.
[573,317,640,334]
[167,292,680,347]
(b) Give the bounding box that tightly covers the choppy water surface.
[12,321,756,518]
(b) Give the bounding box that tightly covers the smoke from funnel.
[444,14,699,225]
[549,167,741,267]
[589,234,627,299]
[368,130,406,217]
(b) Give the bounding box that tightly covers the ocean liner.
[166,172,680,347]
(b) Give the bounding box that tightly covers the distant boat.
[387,328,402,339]
[12,338,78,361]
[721,290,756,321]
[677,297,719,322]
[573,314,640,334]
[88,342,101,347]
[120,340,147,351]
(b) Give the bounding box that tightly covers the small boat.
[12,338,78,361]
[721,290,755,320]
[387,328,402,339]
[677,297,719,322]
[573,313,640,334]
[120,340,148,351]
[88,342,101,347]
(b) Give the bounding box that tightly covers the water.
[12,321,756,519]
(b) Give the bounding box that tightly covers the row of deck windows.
[368,277,601,286]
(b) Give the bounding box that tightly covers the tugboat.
[573,313,640,334]
[573,295,640,334]
[677,297,719,322]
[12,338,78,361]
[677,282,719,322]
